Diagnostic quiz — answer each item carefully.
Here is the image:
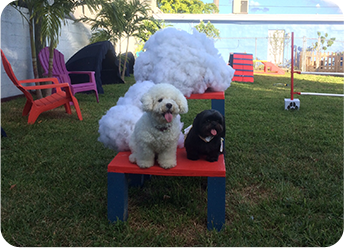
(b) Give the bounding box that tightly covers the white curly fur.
[129,84,188,169]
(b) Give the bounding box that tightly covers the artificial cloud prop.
[134,28,235,97]
[99,28,234,151]
[98,81,185,151]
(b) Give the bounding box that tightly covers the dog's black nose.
[166,103,172,109]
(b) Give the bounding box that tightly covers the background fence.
[296,51,343,72]
[216,36,344,72]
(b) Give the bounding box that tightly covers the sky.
[203,0,344,14]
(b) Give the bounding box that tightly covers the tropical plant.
[310,31,336,51]
[11,0,100,97]
[79,0,152,81]
[135,19,167,54]
[158,0,219,13]
[268,30,285,65]
[194,21,220,39]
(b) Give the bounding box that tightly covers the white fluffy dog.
[129,84,188,169]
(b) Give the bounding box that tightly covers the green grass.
[1,73,343,246]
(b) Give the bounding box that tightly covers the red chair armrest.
[24,82,70,91]
[19,77,60,85]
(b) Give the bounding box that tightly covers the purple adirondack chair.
[38,47,99,102]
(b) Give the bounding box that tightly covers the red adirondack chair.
[1,49,83,124]
[38,47,99,102]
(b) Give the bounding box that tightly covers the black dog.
[184,109,225,162]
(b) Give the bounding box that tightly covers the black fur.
[184,109,225,162]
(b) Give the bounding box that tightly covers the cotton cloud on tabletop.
[99,28,234,151]
[98,81,185,151]
[134,28,235,97]
[98,81,155,151]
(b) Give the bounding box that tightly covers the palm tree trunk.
[121,35,130,81]
[118,35,122,75]
[42,43,54,97]
[29,18,43,99]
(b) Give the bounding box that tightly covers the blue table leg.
[211,99,225,116]
[108,172,128,222]
[0,126,7,137]
[127,174,145,187]
[207,176,226,231]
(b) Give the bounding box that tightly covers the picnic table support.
[0,126,7,137]
[107,173,128,222]
[207,176,226,231]
[107,91,226,231]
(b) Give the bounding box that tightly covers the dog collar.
[158,127,169,132]
[156,124,171,132]
[198,135,214,143]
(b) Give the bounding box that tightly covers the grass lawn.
[1,73,343,246]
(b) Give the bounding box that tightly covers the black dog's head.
[193,109,225,139]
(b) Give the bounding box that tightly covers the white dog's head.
[141,83,188,123]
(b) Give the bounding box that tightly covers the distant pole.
[291,32,294,100]
[255,37,257,60]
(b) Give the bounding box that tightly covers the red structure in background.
[229,53,254,83]
[254,61,285,75]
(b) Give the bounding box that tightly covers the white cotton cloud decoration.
[98,81,154,151]
[134,28,235,97]
[98,80,185,151]
[98,28,234,152]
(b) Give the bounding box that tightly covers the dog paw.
[159,162,177,169]
[206,156,219,162]
[137,160,155,168]
[186,154,199,161]
[129,154,136,163]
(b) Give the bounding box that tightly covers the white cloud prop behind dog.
[134,28,235,97]
[98,81,185,151]
[98,81,154,151]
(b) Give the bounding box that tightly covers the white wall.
[1,5,92,99]
[1,5,33,99]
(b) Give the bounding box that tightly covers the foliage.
[79,0,124,46]
[78,0,153,81]
[10,0,100,97]
[158,0,219,13]
[309,31,336,51]
[194,21,220,39]
[1,74,343,246]
[135,20,169,54]
[136,20,164,42]
[268,30,285,65]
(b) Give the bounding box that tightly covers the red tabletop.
[108,148,226,177]
[187,91,224,100]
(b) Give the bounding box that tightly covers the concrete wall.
[1,4,141,99]
[1,5,92,99]
[1,5,33,99]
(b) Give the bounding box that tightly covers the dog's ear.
[141,91,153,111]
[192,111,203,130]
[175,91,188,114]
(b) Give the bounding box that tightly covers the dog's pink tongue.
[164,112,173,123]
[211,129,217,136]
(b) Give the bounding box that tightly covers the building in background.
[1,1,344,99]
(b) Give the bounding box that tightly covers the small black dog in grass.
[184,109,225,162]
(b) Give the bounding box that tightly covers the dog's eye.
[158,98,163,102]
